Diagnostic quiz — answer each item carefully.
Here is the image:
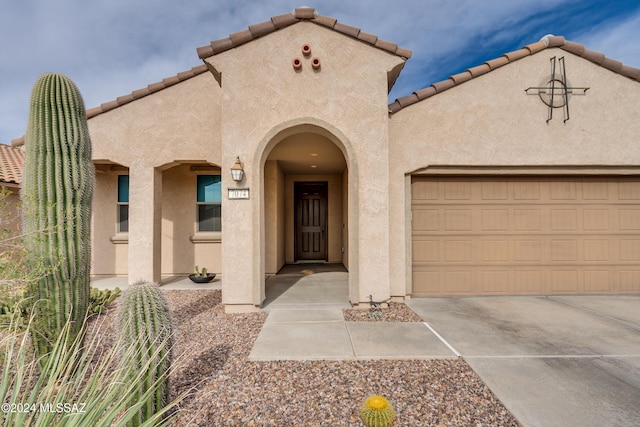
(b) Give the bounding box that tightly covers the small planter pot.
[188,273,216,283]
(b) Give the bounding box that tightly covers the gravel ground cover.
[87,289,520,426]
[343,302,423,322]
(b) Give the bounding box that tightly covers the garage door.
[411,176,640,296]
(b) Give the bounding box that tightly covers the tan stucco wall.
[264,160,286,274]
[89,72,222,282]
[388,48,640,296]
[92,165,128,276]
[162,164,222,276]
[205,21,406,309]
[341,169,349,270]
[91,163,223,277]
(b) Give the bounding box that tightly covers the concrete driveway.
[407,296,640,427]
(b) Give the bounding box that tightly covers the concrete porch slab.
[266,308,345,323]
[346,322,455,359]
[90,275,222,290]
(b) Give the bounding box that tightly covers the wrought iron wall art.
[525,56,589,123]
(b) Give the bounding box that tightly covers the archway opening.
[264,132,348,272]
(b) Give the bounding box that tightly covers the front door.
[295,182,328,261]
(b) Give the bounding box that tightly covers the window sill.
[190,232,222,243]
[110,233,129,244]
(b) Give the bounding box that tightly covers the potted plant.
[188,265,216,283]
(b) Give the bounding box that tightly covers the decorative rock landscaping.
[87,290,520,426]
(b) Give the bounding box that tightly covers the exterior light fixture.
[231,156,244,182]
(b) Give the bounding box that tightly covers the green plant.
[22,73,94,360]
[117,281,173,426]
[89,287,121,315]
[360,395,396,427]
[194,265,209,277]
[0,308,187,426]
[0,289,30,328]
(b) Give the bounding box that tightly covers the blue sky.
[1,0,639,144]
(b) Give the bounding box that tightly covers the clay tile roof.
[86,65,209,119]
[389,35,640,114]
[196,7,412,60]
[0,143,25,185]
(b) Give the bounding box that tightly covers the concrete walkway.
[249,269,453,360]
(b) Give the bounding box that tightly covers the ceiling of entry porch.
[267,132,346,175]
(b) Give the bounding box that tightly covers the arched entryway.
[257,121,357,305]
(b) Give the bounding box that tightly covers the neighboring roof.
[389,35,640,114]
[196,7,412,61]
[0,143,25,185]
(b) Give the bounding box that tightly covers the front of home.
[6,7,640,311]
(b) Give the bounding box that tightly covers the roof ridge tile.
[248,21,276,38]
[502,48,529,62]
[485,56,509,70]
[313,15,337,29]
[293,7,317,19]
[581,48,606,65]
[466,63,492,78]
[449,70,473,85]
[561,40,585,56]
[196,9,411,60]
[333,21,361,38]
[524,41,547,55]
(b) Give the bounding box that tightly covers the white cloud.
[1,0,639,143]
[575,11,640,68]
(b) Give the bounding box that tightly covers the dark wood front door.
[295,182,328,261]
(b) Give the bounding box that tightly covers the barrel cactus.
[117,280,173,426]
[22,73,94,359]
[360,395,396,427]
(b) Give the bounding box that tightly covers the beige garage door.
[412,176,640,296]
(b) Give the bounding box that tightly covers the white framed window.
[196,175,221,232]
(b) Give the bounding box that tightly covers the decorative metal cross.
[525,56,589,123]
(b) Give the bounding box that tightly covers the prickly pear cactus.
[117,281,173,426]
[360,395,396,427]
[22,73,94,359]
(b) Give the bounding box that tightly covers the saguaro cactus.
[117,281,173,426]
[22,73,94,359]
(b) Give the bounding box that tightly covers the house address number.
[228,187,250,200]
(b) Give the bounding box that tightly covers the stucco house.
[5,7,640,311]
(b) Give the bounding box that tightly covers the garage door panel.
[584,270,611,292]
[482,270,511,293]
[620,209,640,230]
[620,239,640,261]
[412,177,640,296]
[515,270,544,293]
[482,209,509,231]
[620,271,640,292]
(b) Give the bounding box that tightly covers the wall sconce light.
[230,156,244,182]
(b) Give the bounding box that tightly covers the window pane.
[118,175,129,203]
[198,204,221,232]
[197,175,221,203]
[118,205,129,233]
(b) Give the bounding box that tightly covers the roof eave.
[197,7,412,61]
[389,35,640,114]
